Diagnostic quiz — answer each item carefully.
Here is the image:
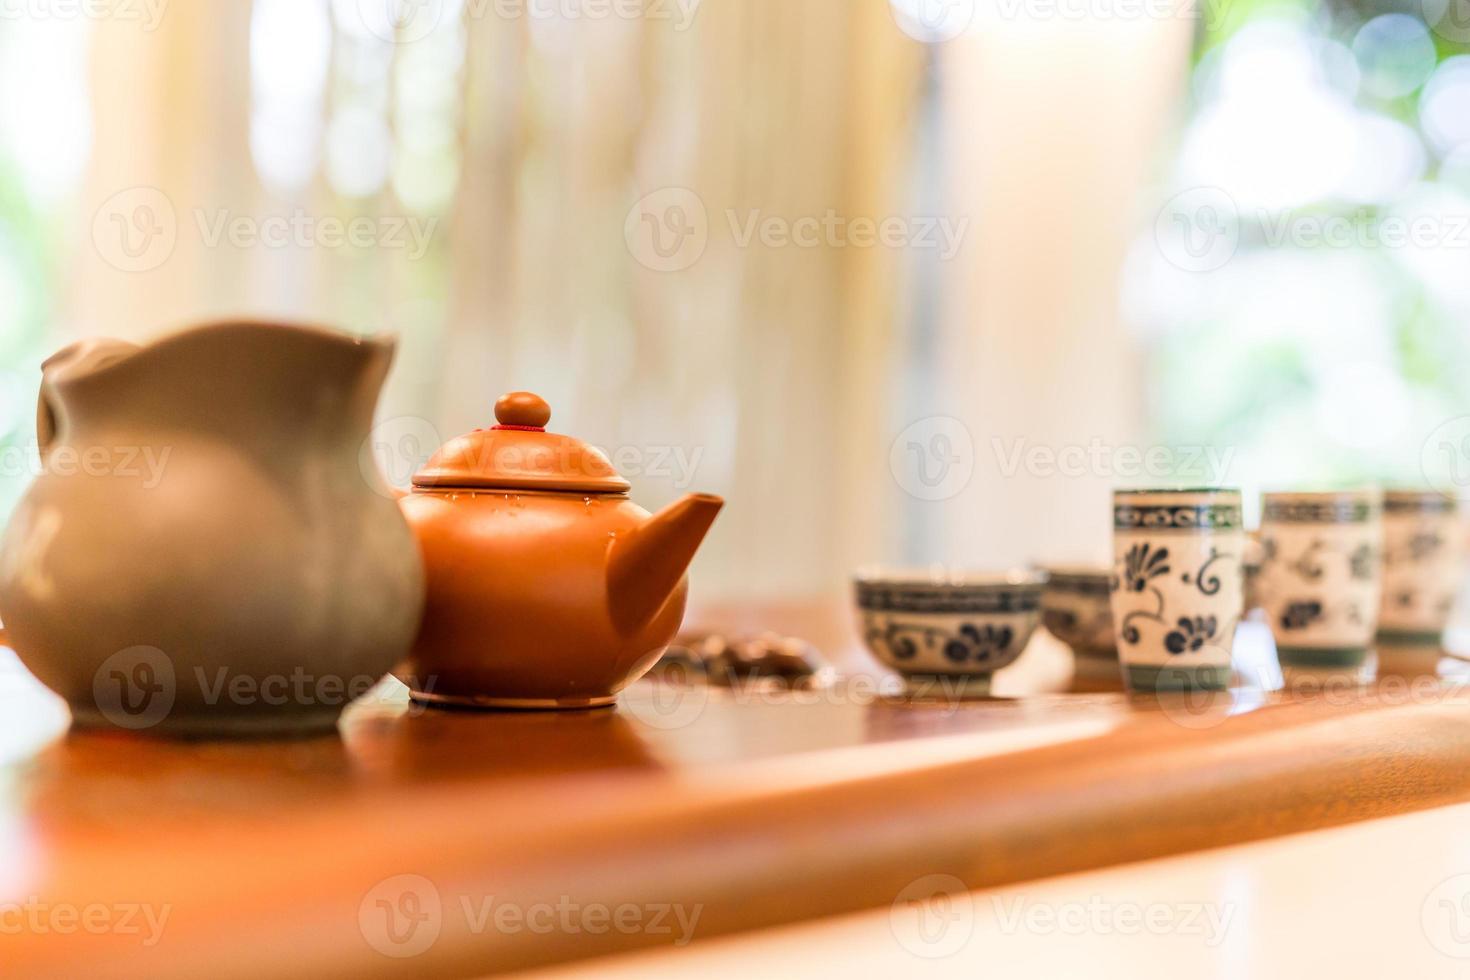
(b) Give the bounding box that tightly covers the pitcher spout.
[606,493,723,635]
[42,321,396,457]
[37,338,140,456]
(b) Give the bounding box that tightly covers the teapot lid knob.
[494,391,552,431]
[417,389,629,491]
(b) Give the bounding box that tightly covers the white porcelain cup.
[1259,490,1383,667]
[1378,490,1462,645]
[1110,489,1245,691]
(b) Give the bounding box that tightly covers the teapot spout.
[607,493,723,635]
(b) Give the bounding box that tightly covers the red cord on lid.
[492,424,546,432]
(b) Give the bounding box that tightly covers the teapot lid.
[412,391,632,494]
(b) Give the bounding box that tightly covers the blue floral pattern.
[1165,616,1218,655]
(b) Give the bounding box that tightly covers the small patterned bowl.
[1041,565,1116,658]
[854,568,1046,684]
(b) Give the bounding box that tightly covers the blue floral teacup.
[1259,489,1383,666]
[1041,565,1115,659]
[1110,488,1246,691]
[1378,489,1459,646]
[855,568,1046,694]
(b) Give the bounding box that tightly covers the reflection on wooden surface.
[2,603,1470,977]
[344,704,665,783]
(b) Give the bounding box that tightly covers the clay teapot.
[394,391,723,710]
[0,321,426,736]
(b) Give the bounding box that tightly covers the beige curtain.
[440,2,924,599]
[933,13,1195,571]
[62,0,1190,601]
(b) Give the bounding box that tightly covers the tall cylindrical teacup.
[1110,489,1245,691]
[1378,490,1462,645]
[1259,490,1383,667]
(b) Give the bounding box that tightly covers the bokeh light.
[250,0,332,194]
[391,15,464,213]
[326,106,393,199]
[1180,22,1360,211]
[1385,181,1470,313]
[1137,3,1470,492]
[1352,14,1437,100]
[1340,113,1426,202]
[0,20,91,203]
[1420,57,1470,157]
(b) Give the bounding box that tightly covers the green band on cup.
[1277,646,1370,668]
[1375,629,1443,647]
[1125,664,1232,691]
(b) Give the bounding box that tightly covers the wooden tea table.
[3,602,1470,978]
[523,800,1470,978]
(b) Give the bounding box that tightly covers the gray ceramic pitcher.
[0,321,425,736]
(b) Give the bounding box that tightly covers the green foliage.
[1195,0,1311,58]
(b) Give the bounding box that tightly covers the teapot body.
[0,322,426,735]
[395,489,686,709]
